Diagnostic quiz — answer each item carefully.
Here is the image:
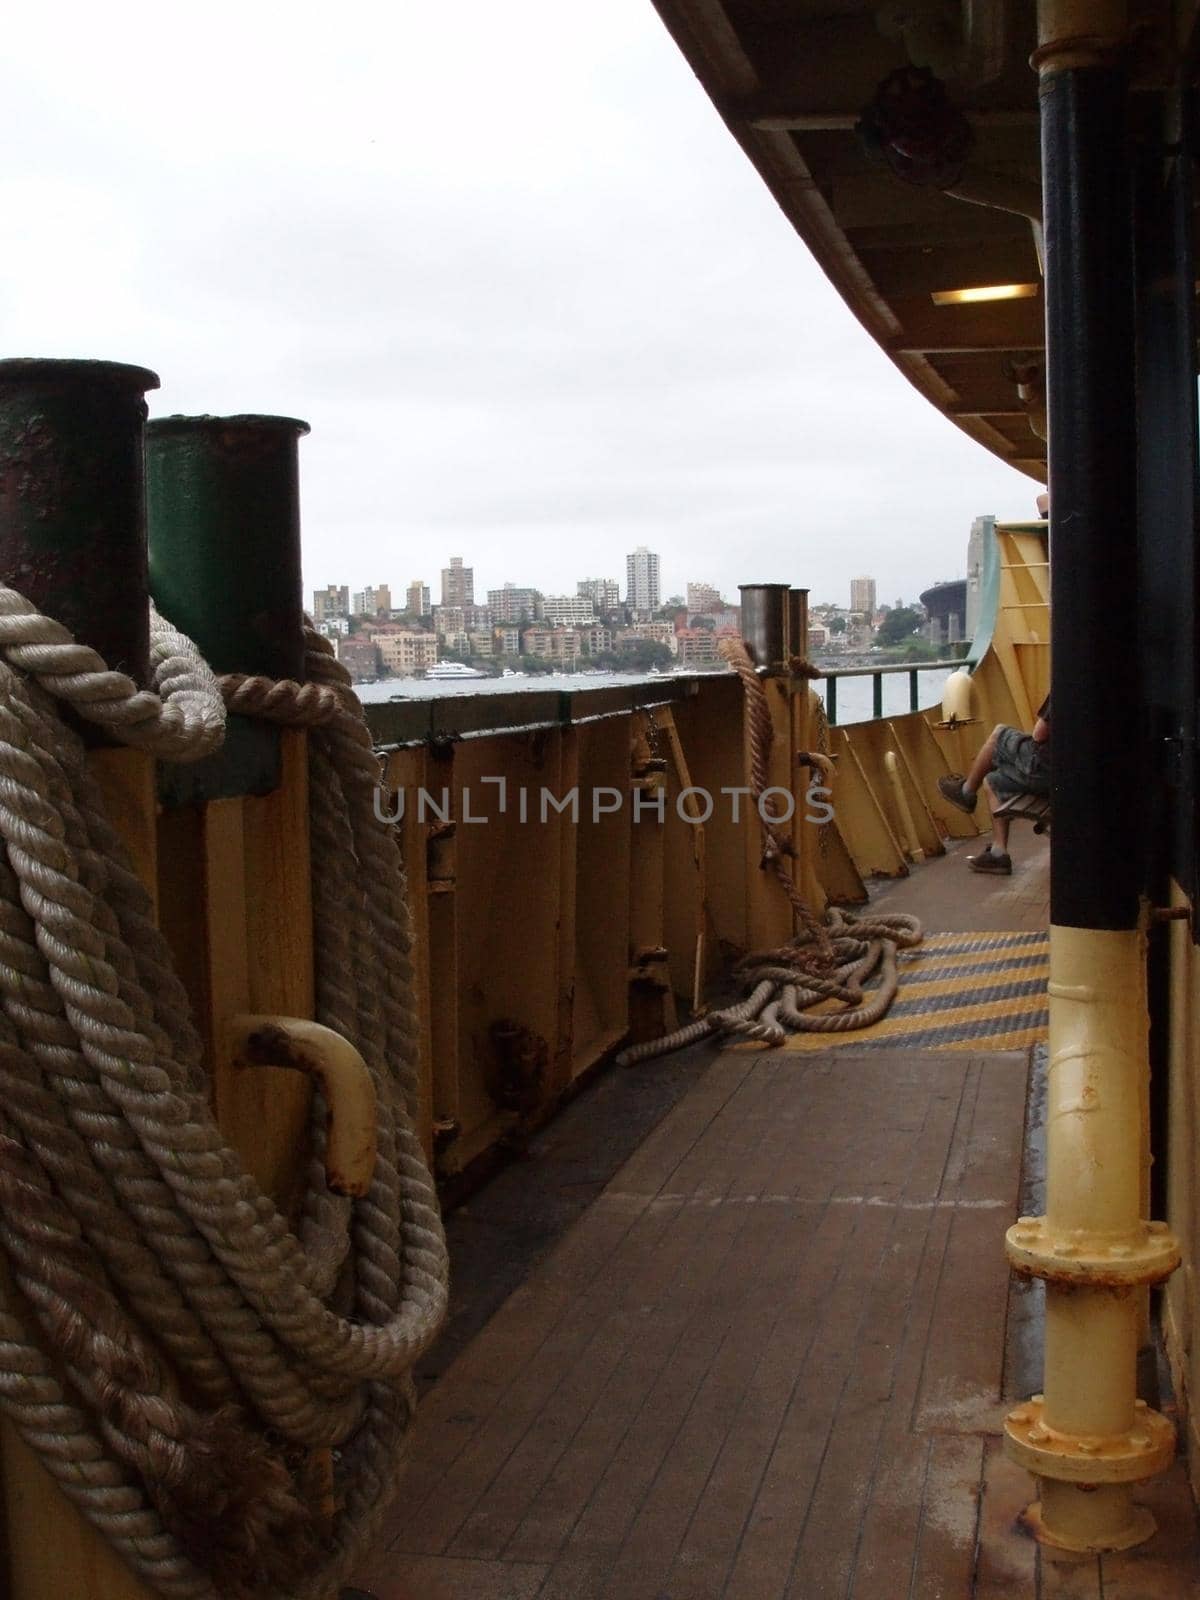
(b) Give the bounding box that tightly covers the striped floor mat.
[780,929,1049,1053]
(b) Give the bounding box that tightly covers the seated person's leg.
[984,774,1012,852]
[967,776,1014,874]
[990,726,1049,799]
[964,725,1006,798]
[966,728,1047,875]
[938,724,1006,814]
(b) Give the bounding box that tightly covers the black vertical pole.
[0,359,158,687]
[1133,92,1199,906]
[146,415,309,683]
[1133,87,1200,1219]
[146,415,310,802]
[1041,59,1139,929]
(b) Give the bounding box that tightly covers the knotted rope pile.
[618,639,921,1066]
[616,907,922,1064]
[0,586,448,1599]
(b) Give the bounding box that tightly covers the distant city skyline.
[313,554,939,618]
[318,548,945,683]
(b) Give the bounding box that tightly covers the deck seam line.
[967,1431,988,1597]
[905,1435,937,1600]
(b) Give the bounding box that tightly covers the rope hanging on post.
[0,589,226,758]
[618,639,921,1066]
[0,585,448,1600]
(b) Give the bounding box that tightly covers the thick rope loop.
[0,597,447,1600]
[0,587,225,760]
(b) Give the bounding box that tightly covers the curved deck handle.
[229,1015,378,1197]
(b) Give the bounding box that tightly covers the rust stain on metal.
[433,1117,461,1152]
[324,1139,375,1199]
[1010,1261,1174,1291]
[0,415,63,521]
[488,1019,548,1117]
[244,1022,314,1071]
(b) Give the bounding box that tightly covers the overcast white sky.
[1,0,1038,610]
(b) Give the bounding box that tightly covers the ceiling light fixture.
[930,283,1040,306]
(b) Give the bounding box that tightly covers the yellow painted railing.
[365,525,1050,1180]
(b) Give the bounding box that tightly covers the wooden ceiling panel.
[650,0,1052,478]
[844,207,1034,251]
[856,240,1042,299]
[887,293,1045,355]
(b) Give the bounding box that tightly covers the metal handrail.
[362,655,970,747]
[813,657,966,725]
[364,672,720,751]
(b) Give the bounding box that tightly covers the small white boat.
[500,667,527,679]
[425,661,486,680]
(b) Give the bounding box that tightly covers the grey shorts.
[989,726,1050,799]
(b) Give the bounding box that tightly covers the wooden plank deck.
[353,834,1200,1599]
[869,831,1051,934]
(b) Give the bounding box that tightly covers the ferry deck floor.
[355,833,1200,1599]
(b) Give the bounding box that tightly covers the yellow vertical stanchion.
[738,585,795,952]
[1005,925,1179,1548]
[384,747,435,1161]
[423,747,461,1174]
[627,713,677,1045]
[788,587,828,918]
[658,706,710,1014]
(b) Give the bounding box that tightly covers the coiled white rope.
[0,590,225,759]
[0,585,448,1599]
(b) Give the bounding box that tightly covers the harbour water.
[356,665,958,727]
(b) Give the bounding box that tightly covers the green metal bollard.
[146,415,310,802]
[0,358,159,690]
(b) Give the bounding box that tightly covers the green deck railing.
[818,658,967,726]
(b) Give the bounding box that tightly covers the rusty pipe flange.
[1005,1397,1174,1485]
[1020,1491,1156,1555]
[1005,1216,1180,1287]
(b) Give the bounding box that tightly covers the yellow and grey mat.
[781,929,1049,1053]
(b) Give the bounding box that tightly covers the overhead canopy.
[648,2,1179,484]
